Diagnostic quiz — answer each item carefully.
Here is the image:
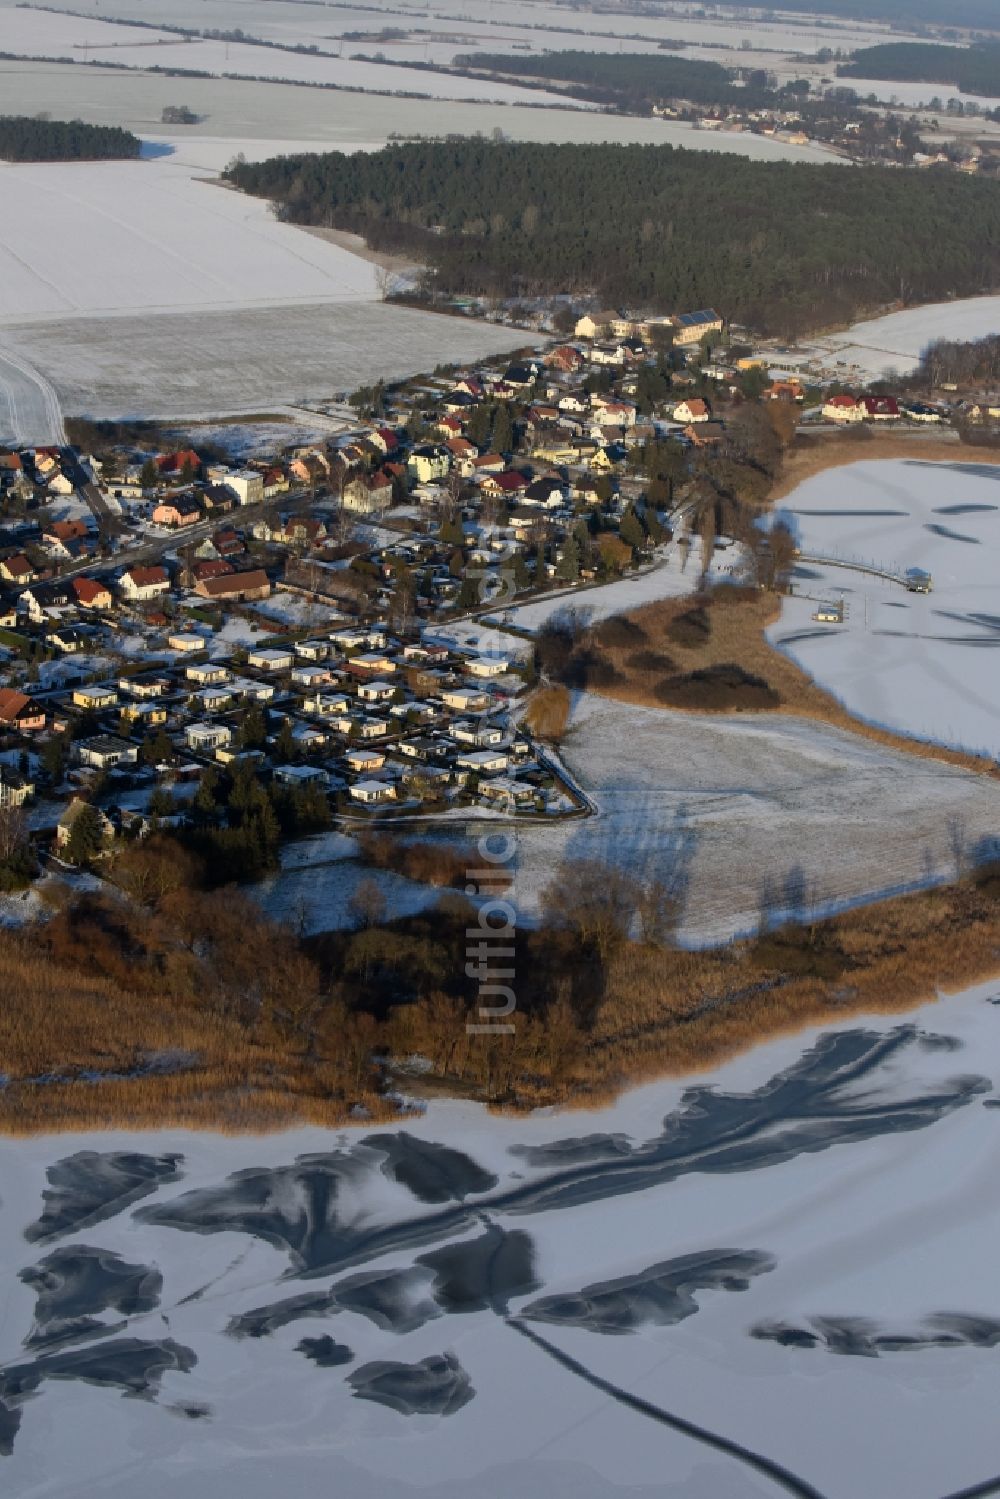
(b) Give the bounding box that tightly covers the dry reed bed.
[588,588,999,776]
[769,431,1000,503]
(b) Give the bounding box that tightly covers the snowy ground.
[0,157,379,323]
[0,55,845,161]
[0,300,527,422]
[791,297,1000,382]
[255,688,1000,944]
[499,543,735,635]
[769,459,1000,758]
[5,980,1000,1498]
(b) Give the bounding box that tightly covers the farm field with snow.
[769,459,1000,757]
[5,982,1000,1498]
[0,56,844,162]
[0,299,526,422]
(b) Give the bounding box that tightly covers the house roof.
[126,565,168,587]
[195,568,269,598]
[72,578,109,606]
[0,687,39,722]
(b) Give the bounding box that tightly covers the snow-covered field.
[843,77,999,109]
[769,458,1000,757]
[0,299,527,421]
[0,5,584,106]
[0,55,844,161]
[0,157,379,322]
[5,980,1000,1498]
[804,297,1000,381]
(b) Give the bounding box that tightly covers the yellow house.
[120,701,168,726]
[588,448,616,474]
[532,442,579,465]
[73,685,118,711]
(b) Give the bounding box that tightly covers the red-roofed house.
[156,449,201,479]
[480,470,530,499]
[72,577,113,611]
[193,568,270,602]
[0,688,45,732]
[121,565,170,602]
[822,394,864,423]
[0,554,34,584]
[862,395,900,421]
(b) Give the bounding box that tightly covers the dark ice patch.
[751,1313,1000,1357]
[26,1151,182,1244]
[136,1150,380,1274]
[523,1249,774,1335]
[0,1401,21,1456]
[916,1031,963,1052]
[227,1288,335,1340]
[140,1028,988,1283]
[298,1336,354,1368]
[416,1225,539,1315]
[363,1131,498,1202]
[512,1133,635,1168]
[20,1247,162,1350]
[332,1267,440,1333]
[934,504,998,515]
[348,1352,474,1417]
[925,522,980,544]
[228,1266,439,1339]
[0,1337,195,1431]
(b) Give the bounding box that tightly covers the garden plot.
[768,458,1000,757]
[5,982,1000,1498]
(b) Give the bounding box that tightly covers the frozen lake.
[4,980,1000,1498]
[770,458,1000,758]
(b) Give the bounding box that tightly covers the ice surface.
[5,986,1000,1496]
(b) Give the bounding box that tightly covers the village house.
[440,686,491,713]
[0,766,34,806]
[185,721,233,752]
[671,309,724,346]
[342,471,393,515]
[186,662,229,687]
[456,747,510,774]
[345,747,386,773]
[152,495,202,527]
[673,398,711,424]
[574,311,620,340]
[225,469,265,506]
[120,565,170,602]
[822,394,864,423]
[407,447,450,485]
[862,395,900,421]
[247,646,294,673]
[193,569,271,603]
[71,577,113,612]
[357,679,397,704]
[0,687,45,732]
[72,684,118,712]
[0,554,35,585]
[77,735,139,771]
[349,779,396,804]
[43,519,90,557]
[56,798,113,851]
